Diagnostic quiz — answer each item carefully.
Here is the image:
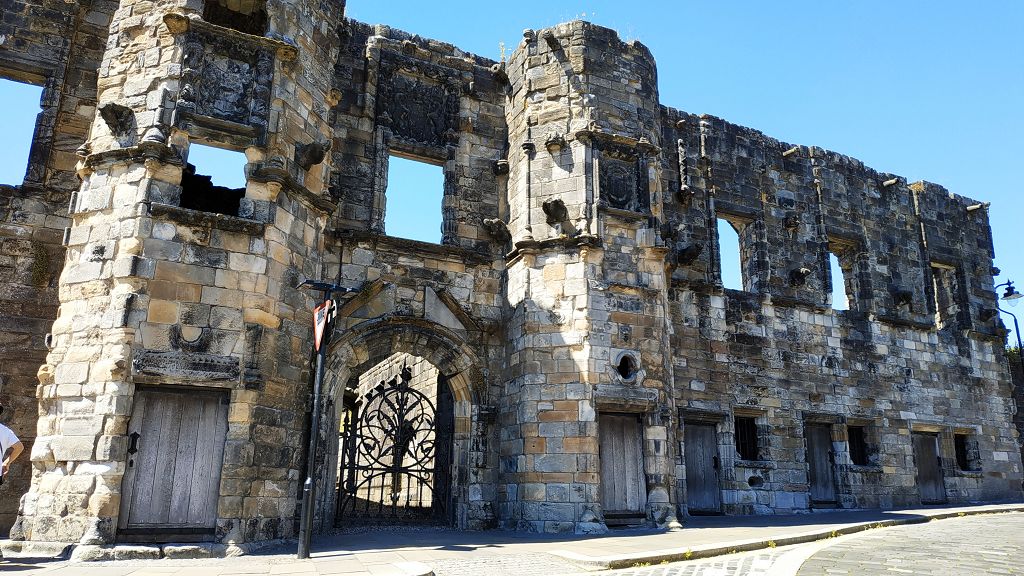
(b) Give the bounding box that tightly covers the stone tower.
[11,0,344,547]
[500,22,678,532]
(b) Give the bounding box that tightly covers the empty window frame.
[847,425,869,465]
[954,433,980,472]
[180,143,248,216]
[202,0,268,35]
[734,415,760,461]
[828,252,850,310]
[384,155,444,244]
[717,217,745,291]
[0,79,43,186]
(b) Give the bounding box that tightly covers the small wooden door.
[119,387,229,539]
[599,414,646,518]
[913,433,946,504]
[684,422,721,513]
[806,424,837,504]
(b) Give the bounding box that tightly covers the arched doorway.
[316,317,482,530]
[336,353,454,524]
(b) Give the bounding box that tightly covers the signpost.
[296,280,350,560]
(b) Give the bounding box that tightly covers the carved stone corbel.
[482,218,511,244]
[295,139,332,171]
[675,243,703,266]
[542,198,569,226]
[163,12,190,34]
[789,267,812,287]
[99,103,135,140]
[544,132,566,154]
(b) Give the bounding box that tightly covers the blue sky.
[1,1,1020,328]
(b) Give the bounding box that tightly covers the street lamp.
[997,281,1023,306]
[296,279,353,560]
[996,281,1024,377]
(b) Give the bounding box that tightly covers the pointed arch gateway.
[315,316,484,530]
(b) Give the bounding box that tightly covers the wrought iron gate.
[336,366,453,525]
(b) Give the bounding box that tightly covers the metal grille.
[848,425,869,465]
[734,416,759,461]
[336,366,451,525]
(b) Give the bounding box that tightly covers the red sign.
[313,300,333,351]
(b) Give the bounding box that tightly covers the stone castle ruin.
[0,0,1020,555]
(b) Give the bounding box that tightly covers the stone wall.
[0,0,116,535]
[660,111,1019,512]
[357,352,439,397]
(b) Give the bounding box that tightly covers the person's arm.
[2,440,23,476]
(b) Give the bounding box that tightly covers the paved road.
[3,510,1022,575]
[599,512,1024,576]
[571,548,791,576]
[796,512,1023,576]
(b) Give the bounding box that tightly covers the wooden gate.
[805,424,837,505]
[118,387,229,541]
[599,413,646,525]
[684,422,721,514]
[913,433,946,504]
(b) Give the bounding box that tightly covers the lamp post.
[996,280,1024,377]
[296,280,351,560]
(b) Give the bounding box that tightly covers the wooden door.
[806,424,837,504]
[119,387,229,539]
[599,414,646,516]
[684,422,721,513]
[913,433,946,504]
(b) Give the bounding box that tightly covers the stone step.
[0,539,74,559]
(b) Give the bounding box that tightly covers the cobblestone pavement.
[796,512,1024,576]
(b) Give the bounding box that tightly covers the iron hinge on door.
[127,431,141,467]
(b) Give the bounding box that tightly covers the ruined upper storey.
[327,18,1003,339]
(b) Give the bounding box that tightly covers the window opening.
[202,0,268,35]
[734,416,759,461]
[616,355,637,379]
[931,264,958,328]
[717,217,744,290]
[848,425,868,465]
[829,252,849,310]
[180,144,247,216]
[954,433,980,472]
[0,79,43,186]
[385,155,443,244]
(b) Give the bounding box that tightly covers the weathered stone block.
[50,437,95,462]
